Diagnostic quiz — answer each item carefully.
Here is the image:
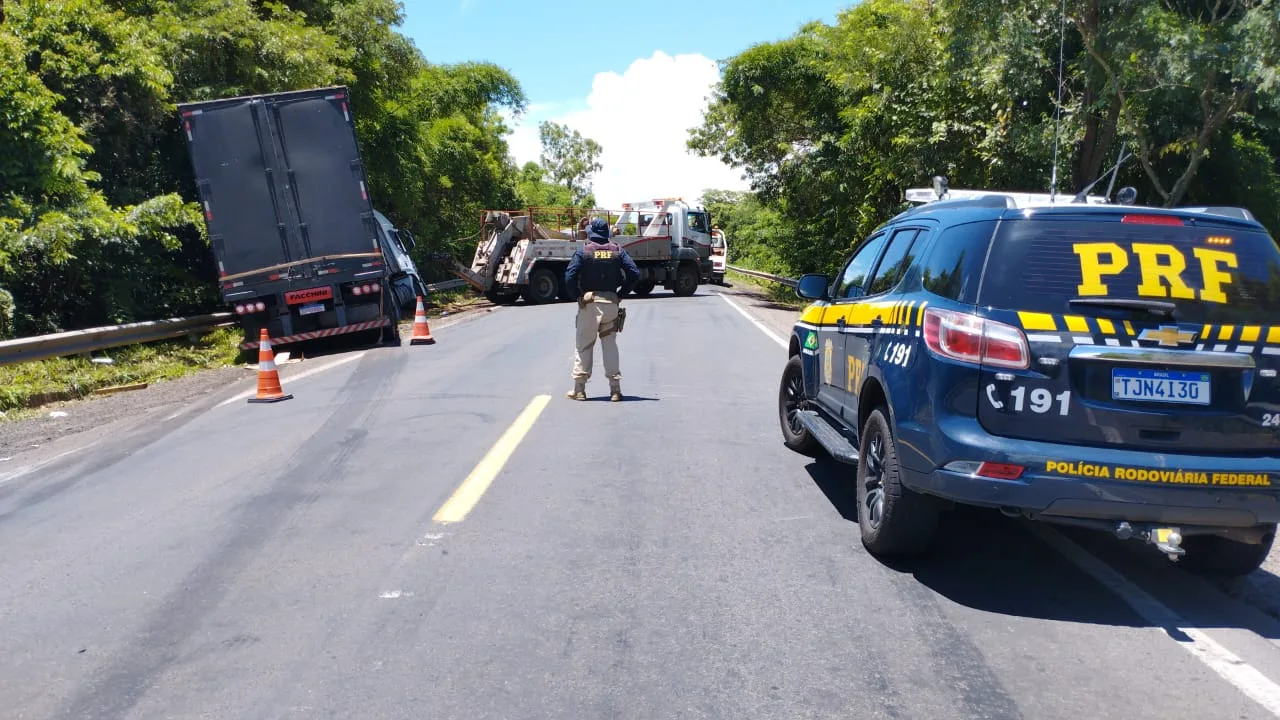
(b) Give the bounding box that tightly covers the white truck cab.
[613,198,716,282]
[710,227,727,284]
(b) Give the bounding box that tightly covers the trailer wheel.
[523,266,562,304]
[673,264,698,297]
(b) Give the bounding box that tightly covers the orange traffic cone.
[247,329,293,403]
[409,296,435,345]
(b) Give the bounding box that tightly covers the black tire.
[381,314,402,346]
[1177,527,1275,579]
[633,279,656,297]
[778,354,821,456]
[523,266,562,304]
[673,264,698,297]
[855,407,941,558]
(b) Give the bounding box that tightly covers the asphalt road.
[3,286,1280,719]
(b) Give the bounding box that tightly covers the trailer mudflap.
[238,316,391,350]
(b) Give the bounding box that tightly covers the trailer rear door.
[182,101,300,278]
[272,92,379,260]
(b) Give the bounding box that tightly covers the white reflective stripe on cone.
[259,359,276,372]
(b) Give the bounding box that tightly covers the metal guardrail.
[726,264,798,288]
[0,313,236,367]
[0,278,473,368]
[427,279,467,292]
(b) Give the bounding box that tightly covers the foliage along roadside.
[690,0,1280,281]
[0,0,607,341]
[0,326,244,416]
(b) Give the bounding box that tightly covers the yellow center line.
[432,394,551,525]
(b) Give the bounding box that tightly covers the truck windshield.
[978,215,1280,325]
[688,212,709,233]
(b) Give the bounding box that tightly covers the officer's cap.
[586,217,611,242]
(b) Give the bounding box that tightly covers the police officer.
[563,217,640,402]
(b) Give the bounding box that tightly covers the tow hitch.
[1114,522,1185,562]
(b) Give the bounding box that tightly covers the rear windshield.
[979,215,1280,324]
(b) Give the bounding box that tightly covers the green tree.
[537,121,603,207]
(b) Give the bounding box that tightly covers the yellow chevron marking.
[1018,312,1058,332]
[1268,327,1280,345]
[1218,325,1235,342]
[1064,315,1090,333]
[1096,318,1116,335]
[1241,326,1262,343]
[1123,320,1136,336]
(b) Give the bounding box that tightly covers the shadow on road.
[801,454,1280,638]
[581,396,659,403]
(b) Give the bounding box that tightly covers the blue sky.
[399,0,850,206]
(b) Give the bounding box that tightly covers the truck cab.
[614,198,716,283]
[372,209,428,312]
[710,227,728,285]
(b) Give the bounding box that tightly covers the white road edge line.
[1030,522,1280,717]
[215,351,367,408]
[719,293,787,349]
[0,441,102,487]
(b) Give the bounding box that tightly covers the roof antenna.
[1071,142,1131,203]
[1048,0,1067,201]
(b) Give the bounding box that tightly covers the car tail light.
[976,462,1025,480]
[923,308,1029,370]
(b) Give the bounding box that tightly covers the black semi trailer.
[177,86,426,352]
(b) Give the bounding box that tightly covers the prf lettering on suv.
[777,176,1280,578]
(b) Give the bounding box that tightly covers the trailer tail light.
[254,301,266,312]
[235,304,246,314]
[923,308,1029,370]
[352,285,363,296]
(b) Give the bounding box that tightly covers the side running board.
[796,410,860,465]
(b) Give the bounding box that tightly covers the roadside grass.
[0,326,244,417]
[726,268,807,310]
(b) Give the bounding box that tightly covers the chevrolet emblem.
[1138,326,1198,348]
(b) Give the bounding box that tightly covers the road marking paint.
[433,394,550,524]
[215,352,366,408]
[719,293,787,349]
[0,442,100,487]
[1031,523,1280,716]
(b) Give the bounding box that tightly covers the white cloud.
[504,51,750,208]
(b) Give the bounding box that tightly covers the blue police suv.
[778,181,1280,577]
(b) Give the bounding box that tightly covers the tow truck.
[437,199,716,304]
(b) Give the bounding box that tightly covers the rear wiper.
[1067,297,1178,318]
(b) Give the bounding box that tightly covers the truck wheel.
[856,406,940,558]
[523,266,561,304]
[1177,527,1275,578]
[778,354,820,456]
[633,280,656,297]
[673,264,698,297]
[381,314,402,346]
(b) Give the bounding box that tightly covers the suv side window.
[866,228,922,296]
[833,231,890,299]
[919,220,998,304]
